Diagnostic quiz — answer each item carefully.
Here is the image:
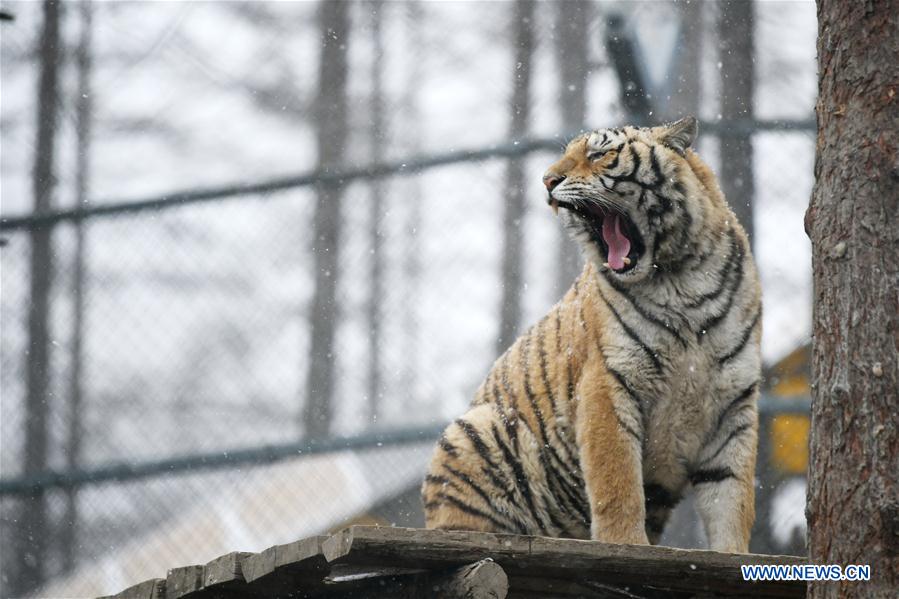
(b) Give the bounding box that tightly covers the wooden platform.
[102,526,806,598]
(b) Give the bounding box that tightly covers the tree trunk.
[16,0,62,595]
[717,0,755,246]
[61,0,92,575]
[399,0,424,414]
[805,1,898,597]
[553,0,588,296]
[665,0,702,121]
[302,0,350,440]
[496,0,535,356]
[366,0,386,427]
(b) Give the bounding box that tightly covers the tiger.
[421,117,761,553]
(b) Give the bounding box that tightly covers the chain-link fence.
[1,1,817,596]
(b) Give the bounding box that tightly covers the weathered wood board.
[323,527,806,598]
[104,526,807,599]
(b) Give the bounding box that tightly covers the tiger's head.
[544,116,717,284]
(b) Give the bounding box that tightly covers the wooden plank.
[165,565,204,599]
[175,551,254,597]
[204,551,253,586]
[321,526,806,598]
[240,535,330,597]
[105,578,166,599]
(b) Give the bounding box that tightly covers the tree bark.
[717,0,756,246]
[553,0,588,296]
[16,0,62,595]
[366,0,386,426]
[497,0,535,356]
[805,1,898,597]
[302,0,350,440]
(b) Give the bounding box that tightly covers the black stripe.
[606,149,620,170]
[521,332,550,446]
[455,419,496,466]
[539,317,560,423]
[684,229,740,309]
[653,206,695,276]
[649,223,668,268]
[520,332,582,505]
[544,464,590,527]
[490,423,548,535]
[718,308,761,364]
[499,356,522,450]
[532,452,578,536]
[698,238,747,335]
[711,382,758,439]
[604,277,687,347]
[425,474,450,486]
[596,285,663,373]
[491,369,517,446]
[689,467,736,486]
[536,320,579,467]
[647,146,664,189]
[552,311,581,463]
[644,484,681,509]
[554,308,562,353]
[650,188,674,217]
[615,412,642,443]
[604,142,641,185]
[455,418,513,494]
[700,423,752,468]
[434,492,512,531]
[627,142,641,179]
[605,363,645,422]
[438,434,459,458]
[441,464,524,533]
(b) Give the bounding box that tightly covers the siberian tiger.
[422,117,761,553]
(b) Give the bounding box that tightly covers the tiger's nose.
[543,173,566,192]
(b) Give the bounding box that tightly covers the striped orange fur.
[423,118,761,552]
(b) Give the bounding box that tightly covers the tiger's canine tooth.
[623,257,632,266]
[551,198,559,215]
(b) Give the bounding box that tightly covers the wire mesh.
[0,1,817,596]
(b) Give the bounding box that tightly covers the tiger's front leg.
[576,362,649,545]
[691,387,759,553]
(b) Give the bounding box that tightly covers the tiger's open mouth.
[549,197,646,273]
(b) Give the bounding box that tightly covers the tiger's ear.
[656,116,698,155]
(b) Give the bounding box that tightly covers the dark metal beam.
[0,120,813,232]
[0,424,447,495]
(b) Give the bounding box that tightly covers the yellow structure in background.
[765,344,811,475]
[770,414,810,474]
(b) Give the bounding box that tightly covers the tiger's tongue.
[602,213,631,270]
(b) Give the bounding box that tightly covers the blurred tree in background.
[302,0,351,440]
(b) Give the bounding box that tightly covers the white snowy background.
[0,1,815,595]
